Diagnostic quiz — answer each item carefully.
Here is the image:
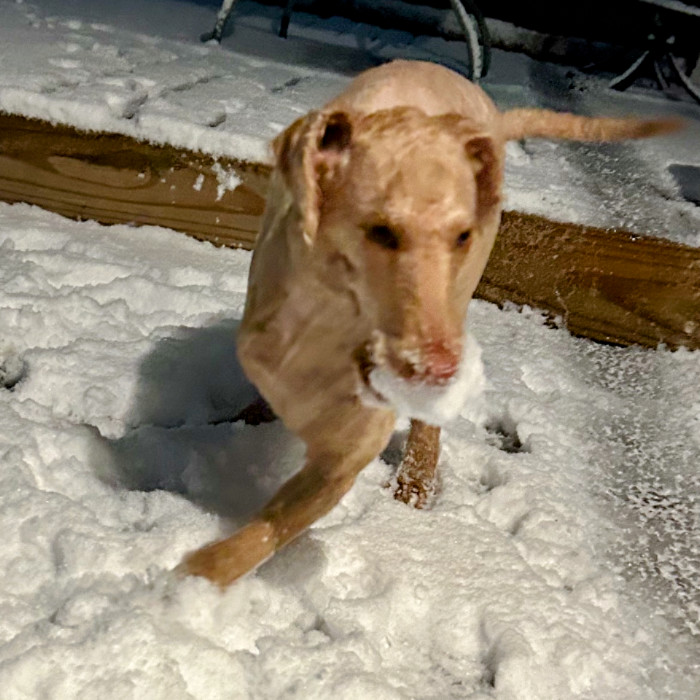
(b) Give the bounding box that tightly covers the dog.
[181,60,678,587]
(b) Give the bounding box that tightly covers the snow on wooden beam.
[1,110,698,351]
[0,112,267,249]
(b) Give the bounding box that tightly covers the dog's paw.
[177,520,276,588]
[394,473,437,509]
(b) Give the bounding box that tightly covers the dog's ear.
[464,134,502,221]
[272,110,353,246]
[437,114,503,222]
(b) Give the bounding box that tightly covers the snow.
[0,0,699,244]
[1,202,698,698]
[0,1,699,698]
[638,0,700,18]
[367,332,486,426]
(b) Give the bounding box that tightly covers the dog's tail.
[501,108,682,143]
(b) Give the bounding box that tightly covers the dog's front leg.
[394,419,441,509]
[180,456,354,587]
[181,408,394,587]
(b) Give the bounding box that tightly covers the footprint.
[485,419,527,454]
[505,510,530,537]
[478,618,531,691]
[105,91,148,120]
[478,460,507,494]
[474,458,532,536]
[0,353,26,391]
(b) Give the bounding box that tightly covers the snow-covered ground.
[1,0,699,244]
[1,202,699,699]
[0,2,699,698]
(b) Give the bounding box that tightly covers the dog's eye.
[366,225,400,251]
[456,231,472,248]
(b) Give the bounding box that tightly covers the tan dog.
[181,60,678,587]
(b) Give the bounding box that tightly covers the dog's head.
[273,107,503,418]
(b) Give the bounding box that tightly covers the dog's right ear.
[272,110,353,246]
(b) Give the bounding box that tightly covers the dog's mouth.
[354,333,484,426]
[355,332,460,385]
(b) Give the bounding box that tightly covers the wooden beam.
[480,212,700,349]
[1,111,698,350]
[0,112,268,249]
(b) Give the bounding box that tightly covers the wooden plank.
[1,111,699,350]
[0,112,268,249]
[479,212,700,349]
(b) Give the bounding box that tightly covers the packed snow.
[0,0,699,244]
[0,202,698,699]
[0,1,699,698]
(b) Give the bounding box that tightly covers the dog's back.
[330,60,498,127]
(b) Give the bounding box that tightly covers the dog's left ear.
[464,134,502,221]
[272,110,353,246]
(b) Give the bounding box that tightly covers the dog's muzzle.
[386,338,462,386]
[356,332,485,426]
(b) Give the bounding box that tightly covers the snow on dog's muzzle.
[362,332,485,427]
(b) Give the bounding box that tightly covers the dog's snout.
[419,340,460,384]
[389,339,461,386]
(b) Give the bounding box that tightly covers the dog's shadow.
[98,319,305,521]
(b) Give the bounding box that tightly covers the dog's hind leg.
[394,419,441,509]
[180,406,395,587]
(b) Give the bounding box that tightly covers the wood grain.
[479,212,700,349]
[0,112,268,249]
[1,111,699,350]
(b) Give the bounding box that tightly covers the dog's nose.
[392,340,460,385]
[420,340,460,384]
